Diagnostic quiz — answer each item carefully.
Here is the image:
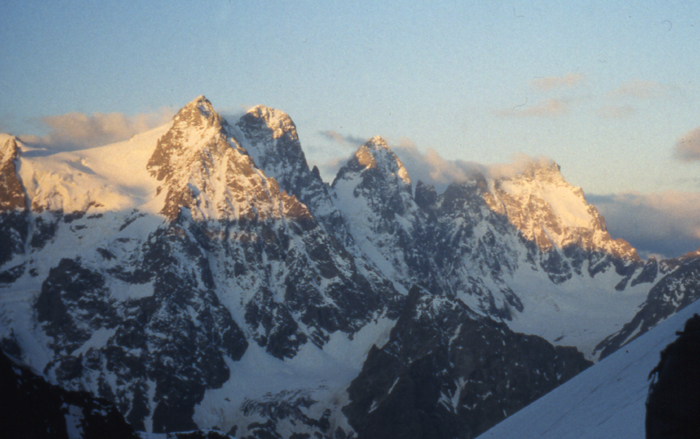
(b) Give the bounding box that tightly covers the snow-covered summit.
[346,136,412,188]
[240,105,299,147]
[147,95,227,183]
[331,136,426,292]
[233,104,351,244]
[234,105,312,197]
[485,157,639,260]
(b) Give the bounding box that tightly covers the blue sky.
[1,1,700,256]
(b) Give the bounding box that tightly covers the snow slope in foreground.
[477,298,700,439]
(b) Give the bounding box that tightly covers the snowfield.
[477,298,700,439]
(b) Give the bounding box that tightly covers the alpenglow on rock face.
[0,136,27,211]
[0,96,698,439]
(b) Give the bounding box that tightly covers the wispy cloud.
[587,191,700,258]
[530,73,584,91]
[609,80,671,100]
[319,130,367,148]
[390,138,480,191]
[596,105,636,119]
[494,98,571,118]
[674,127,700,162]
[315,130,372,181]
[389,139,556,194]
[20,109,174,152]
[317,134,486,192]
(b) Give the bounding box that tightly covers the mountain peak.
[486,158,639,262]
[0,136,27,211]
[187,94,212,110]
[243,105,297,141]
[365,135,390,150]
[147,97,229,182]
[351,137,410,187]
[0,135,19,159]
[236,105,302,164]
[170,95,223,133]
[521,159,563,183]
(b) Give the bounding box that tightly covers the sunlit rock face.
[147,96,310,223]
[0,136,27,211]
[485,160,640,282]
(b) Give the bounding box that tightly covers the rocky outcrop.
[344,287,591,439]
[235,105,350,244]
[0,137,28,269]
[0,137,27,211]
[0,349,140,439]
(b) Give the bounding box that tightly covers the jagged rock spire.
[0,136,27,211]
[147,95,226,184]
[235,105,351,243]
[235,105,311,197]
[339,136,412,189]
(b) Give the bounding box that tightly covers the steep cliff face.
[234,105,349,244]
[333,136,435,293]
[147,96,307,223]
[0,136,26,211]
[329,139,656,355]
[0,136,29,271]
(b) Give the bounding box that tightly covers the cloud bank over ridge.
[18,109,174,152]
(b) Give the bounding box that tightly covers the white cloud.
[531,73,584,91]
[389,139,556,194]
[319,130,367,148]
[317,129,697,260]
[390,138,480,191]
[20,108,174,152]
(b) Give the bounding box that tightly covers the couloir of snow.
[477,297,700,439]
